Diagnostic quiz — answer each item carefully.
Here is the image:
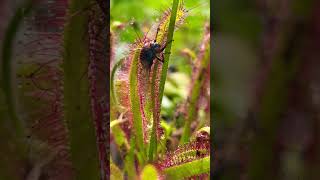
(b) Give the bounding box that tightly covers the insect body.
[139,27,172,70]
[140,42,163,69]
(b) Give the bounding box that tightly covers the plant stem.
[158,0,179,104]
[148,0,180,162]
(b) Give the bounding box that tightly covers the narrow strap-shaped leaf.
[158,0,179,106]
[163,156,210,179]
[149,0,180,162]
[111,58,124,105]
[129,51,146,159]
[125,138,137,179]
[181,23,210,143]
[148,61,159,161]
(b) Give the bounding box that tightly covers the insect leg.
[161,53,165,62]
[155,54,164,63]
[154,26,160,42]
[130,21,144,45]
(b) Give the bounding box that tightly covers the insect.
[139,27,173,70]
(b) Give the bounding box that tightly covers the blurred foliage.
[1,0,108,179]
[213,0,320,179]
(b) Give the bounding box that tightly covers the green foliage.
[181,23,210,143]
[111,58,124,105]
[110,162,124,180]
[141,164,159,180]
[149,0,181,163]
[111,115,129,149]
[164,156,210,179]
[149,60,160,161]
[158,0,179,107]
[129,51,146,158]
[111,0,210,179]
[124,138,137,179]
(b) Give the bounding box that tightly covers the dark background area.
[213,0,320,179]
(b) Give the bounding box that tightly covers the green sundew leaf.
[180,76,202,143]
[129,51,146,160]
[149,0,182,163]
[198,126,210,135]
[164,156,210,179]
[158,0,180,104]
[191,126,210,141]
[125,138,137,179]
[148,61,159,162]
[140,164,159,180]
[156,0,187,44]
[111,58,124,105]
[62,0,100,179]
[180,23,210,144]
[111,121,128,149]
[110,162,123,180]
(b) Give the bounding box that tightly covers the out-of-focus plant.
[1,0,108,179]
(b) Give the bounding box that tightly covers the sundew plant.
[111,0,210,179]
